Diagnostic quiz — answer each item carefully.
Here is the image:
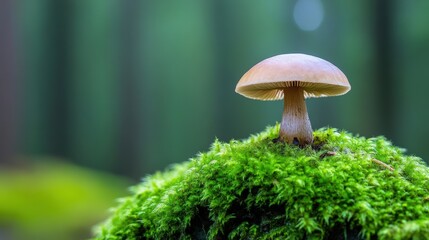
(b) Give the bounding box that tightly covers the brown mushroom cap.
[235,53,351,100]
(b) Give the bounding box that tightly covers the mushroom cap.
[235,53,351,100]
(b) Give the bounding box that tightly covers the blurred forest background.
[1,0,429,239]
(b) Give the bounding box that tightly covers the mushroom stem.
[279,87,313,145]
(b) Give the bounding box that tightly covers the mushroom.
[235,53,350,146]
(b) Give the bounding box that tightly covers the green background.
[2,0,428,178]
[3,0,429,178]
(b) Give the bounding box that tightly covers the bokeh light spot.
[293,0,324,31]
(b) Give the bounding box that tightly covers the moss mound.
[94,125,429,239]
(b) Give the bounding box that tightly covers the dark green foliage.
[94,125,429,239]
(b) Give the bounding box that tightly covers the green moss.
[93,125,429,239]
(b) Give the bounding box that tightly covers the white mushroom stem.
[279,87,313,145]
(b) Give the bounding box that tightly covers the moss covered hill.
[94,125,429,240]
